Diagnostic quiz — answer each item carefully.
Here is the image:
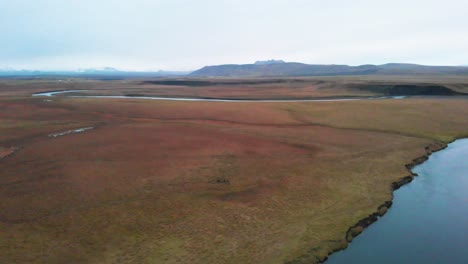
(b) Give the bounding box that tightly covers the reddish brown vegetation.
[0,147,17,159]
[1,79,468,263]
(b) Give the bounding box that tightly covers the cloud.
[1,0,467,70]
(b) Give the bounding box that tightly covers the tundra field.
[1,76,468,263]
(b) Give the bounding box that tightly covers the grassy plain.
[1,77,468,263]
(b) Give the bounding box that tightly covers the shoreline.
[290,139,458,264]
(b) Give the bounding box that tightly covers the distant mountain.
[190,62,468,77]
[0,68,190,78]
[0,69,43,77]
[254,59,285,65]
[78,67,120,73]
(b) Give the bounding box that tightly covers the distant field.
[1,77,468,263]
[2,75,468,99]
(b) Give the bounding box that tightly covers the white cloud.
[1,0,467,70]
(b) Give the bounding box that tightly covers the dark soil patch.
[351,84,464,96]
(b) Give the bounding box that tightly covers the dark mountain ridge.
[190,62,468,77]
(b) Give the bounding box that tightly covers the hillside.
[190,62,468,77]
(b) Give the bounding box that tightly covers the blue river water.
[326,138,468,264]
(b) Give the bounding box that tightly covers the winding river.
[32,90,406,102]
[326,139,468,264]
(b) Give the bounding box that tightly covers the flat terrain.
[5,75,468,99]
[1,77,468,263]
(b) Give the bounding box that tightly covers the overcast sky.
[1,0,467,71]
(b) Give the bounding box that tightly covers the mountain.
[0,68,190,78]
[0,69,42,77]
[190,62,468,77]
[78,67,120,73]
[376,63,468,75]
[254,59,285,65]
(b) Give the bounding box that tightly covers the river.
[326,139,468,264]
[32,90,406,102]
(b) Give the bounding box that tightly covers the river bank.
[321,138,468,263]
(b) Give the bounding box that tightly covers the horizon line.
[2,61,468,73]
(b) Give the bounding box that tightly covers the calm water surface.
[326,139,468,264]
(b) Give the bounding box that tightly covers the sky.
[1,0,467,71]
